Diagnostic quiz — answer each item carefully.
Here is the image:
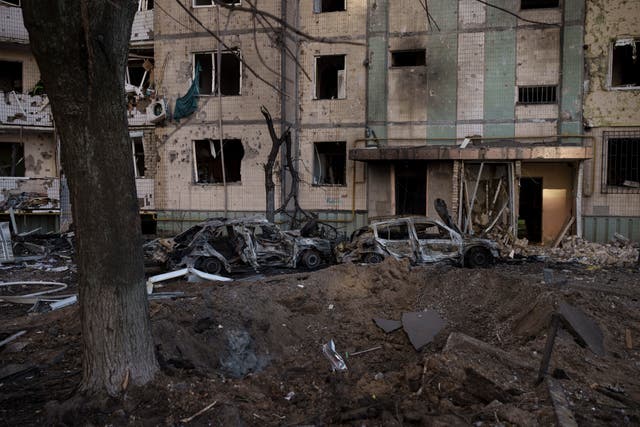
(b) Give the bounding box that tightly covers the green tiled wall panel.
[427,33,458,129]
[583,216,640,243]
[484,30,516,123]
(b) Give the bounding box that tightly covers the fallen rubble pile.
[492,233,639,267]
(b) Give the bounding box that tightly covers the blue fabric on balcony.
[173,63,200,121]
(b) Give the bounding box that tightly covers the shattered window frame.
[0,60,23,93]
[0,0,21,7]
[0,142,25,177]
[312,141,347,186]
[608,38,640,90]
[314,55,347,100]
[390,50,426,68]
[193,50,242,96]
[192,0,241,8]
[192,138,245,184]
[313,0,346,13]
[131,134,146,178]
[601,131,640,194]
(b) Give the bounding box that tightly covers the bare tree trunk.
[261,106,286,222]
[22,1,158,396]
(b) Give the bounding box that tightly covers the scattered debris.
[0,222,13,263]
[146,267,232,293]
[347,346,382,357]
[373,317,402,333]
[626,328,633,350]
[284,391,295,401]
[547,377,578,427]
[322,339,347,371]
[401,310,446,351]
[0,330,27,348]
[558,301,605,356]
[179,400,218,424]
[0,281,68,305]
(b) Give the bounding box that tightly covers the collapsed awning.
[349,144,593,162]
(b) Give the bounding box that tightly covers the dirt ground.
[1,257,639,426]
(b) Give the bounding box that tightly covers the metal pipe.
[353,134,595,147]
[216,5,228,217]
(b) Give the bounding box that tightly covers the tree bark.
[22,1,158,396]
[261,106,285,223]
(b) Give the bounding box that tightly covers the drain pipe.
[216,5,228,216]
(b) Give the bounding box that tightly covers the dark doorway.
[519,177,543,243]
[395,162,426,216]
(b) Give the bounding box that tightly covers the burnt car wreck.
[335,217,499,268]
[144,216,333,274]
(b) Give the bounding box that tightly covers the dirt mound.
[2,259,639,425]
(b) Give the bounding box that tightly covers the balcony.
[0,4,28,44]
[131,9,153,43]
[0,92,52,128]
[0,177,60,212]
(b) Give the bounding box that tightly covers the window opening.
[391,50,426,67]
[0,61,22,93]
[0,1,21,6]
[138,0,153,10]
[315,55,346,99]
[602,132,640,193]
[313,141,346,185]
[517,85,557,104]
[610,39,640,88]
[0,143,25,177]
[521,0,559,9]
[194,50,241,96]
[415,223,449,240]
[132,137,146,177]
[194,139,244,184]
[313,0,345,13]
[377,223,410,241]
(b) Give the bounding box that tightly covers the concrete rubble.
[491,232,639,267]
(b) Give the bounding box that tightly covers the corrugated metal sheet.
[582,216,640,243]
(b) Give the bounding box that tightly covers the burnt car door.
[413,220,462,262]
[250,223,294,267]
[373,219,418,262]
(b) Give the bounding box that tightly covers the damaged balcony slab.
[349,144,593,162]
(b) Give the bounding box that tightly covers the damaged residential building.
[0,0,160,233]
[1,0,637,244]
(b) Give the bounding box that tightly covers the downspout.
[216,5,228,216]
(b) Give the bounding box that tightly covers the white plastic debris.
[284,391,295,401]
[146,267,233,293]
[322,339,347,372]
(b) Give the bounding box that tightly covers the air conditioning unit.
[148,100,167,124]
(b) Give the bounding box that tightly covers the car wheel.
[196,257,223,275]
[465,247,492,268]
[301,250,322,269]
[363,253,384,264]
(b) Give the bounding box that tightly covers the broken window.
[415,222,449,240]
[194,50,242,96]
[132,137,146,177]
[603,132,640,193]
[610,38,640,88]
[315,55,346,100]
[391,50,426,67]
[0,0,21,6]
[0,143,25,177]
[313,141,346,186]
[0,61,22,93]
[193,0,240,7]
[127,48,154,94]
[194,139,244,184]
[521,0,559,9]
[313,0,345,13]
[517,85,557,104]
[377,223,410,241]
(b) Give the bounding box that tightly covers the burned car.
[335,217,499,268]
[144,216,333,274]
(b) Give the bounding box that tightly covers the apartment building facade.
[1,0,636,244]
[581,0,640,242]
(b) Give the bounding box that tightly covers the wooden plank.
[552,216,575,249]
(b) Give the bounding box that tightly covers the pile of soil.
[1,259,639,425]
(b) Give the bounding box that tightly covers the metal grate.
[601,131,640,194]
[517,85,557,104]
